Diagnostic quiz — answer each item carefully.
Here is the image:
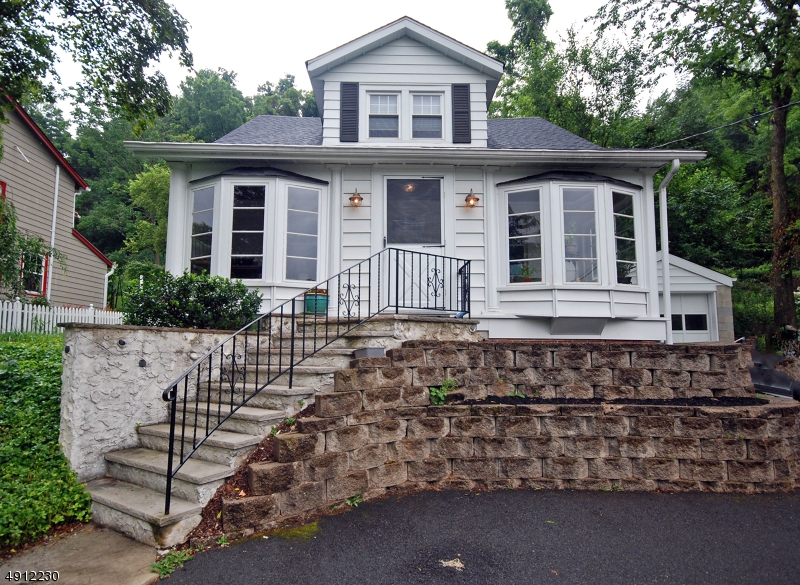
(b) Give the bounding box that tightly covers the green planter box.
[304,290,329,314]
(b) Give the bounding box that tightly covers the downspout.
[46,165,60,302]
[103,263,116,310]
[658,159,680,344]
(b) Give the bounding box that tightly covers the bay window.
[285,186,319,281]
[230,185,265,279]
[562,188,598,283]
[507,189,542,283]
[613,192,638,285]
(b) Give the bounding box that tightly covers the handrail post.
[394,249,400,314]
[289,300,296,388]
[164,385,177,515]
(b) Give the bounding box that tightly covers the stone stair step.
[182,402,286,435]
[87,478,203,548]
[210,384,313,412]
[137,424,261,467]
[106,447,234,484]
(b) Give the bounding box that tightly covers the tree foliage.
[251,74,318,118]
[594,0,800,328]
[486,0,553,74]
[125,164,170,266]
[0,0,192,124]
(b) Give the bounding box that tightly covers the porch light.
[349,189,363,207]
[465,189,480,207]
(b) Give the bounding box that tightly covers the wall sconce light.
[465,189,480,207]
[349,189,363,207]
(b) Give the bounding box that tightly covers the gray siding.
[0,110,108,306]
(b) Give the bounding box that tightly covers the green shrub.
[122,271,262,330]
[732,277,773,338]
[0,334,92,547]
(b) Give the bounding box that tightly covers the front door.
[385,178,446,310]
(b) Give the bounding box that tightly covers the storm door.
[385,178,447,310]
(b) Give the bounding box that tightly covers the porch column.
[165,163,189,276]
[658,159,680,344]
[484,167,501,312]
[327,165,344,278]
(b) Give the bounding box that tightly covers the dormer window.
[412,94,442,138]
[369,94,399,138]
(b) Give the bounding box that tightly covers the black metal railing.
[160,248,470,513]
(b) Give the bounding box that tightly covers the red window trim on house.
[20,253,49,297]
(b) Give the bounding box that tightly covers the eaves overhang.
[124,141,706,170]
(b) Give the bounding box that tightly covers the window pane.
[509,213,540,237]
[413,95,441,115]
[233,185,265,207]
[685,314,708,331]
[564,211,596,235]
[232,209,264,231]
[616,261,637,285]
[565,235,596,258]
[193,187,214,212]
[386,179,441,244]
[191,257,211,275]
[510,260,542,283]
[615,238,637,262]
[287,233,317,258]
[370,94,397,114]
[192,210,213,234]
[412,116,442,138]
[231,233,264,255]
[508,190,540,214]
[230,257,263,279]
[287,210,318,235]
[191,234,212,258]
[369,116,398,138]
[565,259,598,283]
[288,187,318,212]
[614,215,635,239]
[613,192,634,215]
[286,256,317,281]
[509,236,541,261]
[671,314,684,331]
[563,189,594,211]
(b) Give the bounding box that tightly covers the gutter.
[123,141,706,168]
[103,263,116,310]
[657,159,681,344]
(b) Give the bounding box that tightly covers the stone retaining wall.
[222,342,798,535]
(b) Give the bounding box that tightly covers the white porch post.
[658,159,680,344]
[327,165,344,278]
[165,163,189,276]
[483,167,501,312]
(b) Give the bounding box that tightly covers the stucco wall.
[60,324,234,481]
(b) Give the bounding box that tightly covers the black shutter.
[452,84,471,144]
[340,82,359,142]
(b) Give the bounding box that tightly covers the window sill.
[497,284,646,292]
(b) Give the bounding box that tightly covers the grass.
[0,333,91,548]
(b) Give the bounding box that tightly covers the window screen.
[386,179,441,245]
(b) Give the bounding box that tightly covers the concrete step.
[137,424,261,467]
[183,402,286,435]
[210,384,314,412]
[88,477,203,548]
[105,447,233,506]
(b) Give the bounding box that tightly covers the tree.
[125,164,170,265]
[169,69,249,143]
[492,28,656,148]
[0,0,192,127]
[594,0,800,328]
[486,0,553,74]
[250,75,318,118]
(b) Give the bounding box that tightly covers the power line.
[650,99,800,149]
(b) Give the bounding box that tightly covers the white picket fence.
[0,299,124,334]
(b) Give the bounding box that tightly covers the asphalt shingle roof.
[214,115,604,150]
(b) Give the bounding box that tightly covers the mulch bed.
[183,404,316,548]
[456,396,769,407]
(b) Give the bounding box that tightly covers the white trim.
[657,252,735,287]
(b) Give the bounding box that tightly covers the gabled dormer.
[306,17,504,147]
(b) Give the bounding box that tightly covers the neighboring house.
[657,253,735,343]
[127,16,710,342]
[0,97,112,306]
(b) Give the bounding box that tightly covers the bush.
[732,278,773,339]
[122,271,263,330]
[0,334,92,547]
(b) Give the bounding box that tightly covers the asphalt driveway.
[169,489,800,585]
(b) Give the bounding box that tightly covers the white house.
[127,17,713,342]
